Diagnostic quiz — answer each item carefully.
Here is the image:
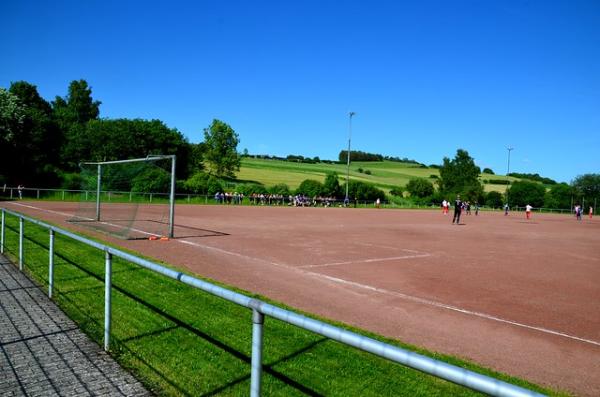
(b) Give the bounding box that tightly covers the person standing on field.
[525,204,532,219]
[589,206,593,219]
[452,195,463,224]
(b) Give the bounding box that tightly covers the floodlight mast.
[505,147,514,208]
[345,112,356,204]
[81,155,177,238]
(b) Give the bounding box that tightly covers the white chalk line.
[8,202,157,237]
[177,238,600,347]
[300,253,431,269]
[7,202,600,347]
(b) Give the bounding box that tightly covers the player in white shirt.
[525,204,532,219]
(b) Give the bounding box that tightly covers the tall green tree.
[7,82,62,185]
[322,172,341,197]
[203,119,240,178]
[571,174,600,209]
[544,183,573,209]
[53,80,101,169]
[438,149,483,201]
[0,88,25,183]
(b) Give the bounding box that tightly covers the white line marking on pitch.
[7,202,600,347]
[8,202,156,237]
[177,238,600,347]
[300,253,431,269]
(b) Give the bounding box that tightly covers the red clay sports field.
[4,200,600,396]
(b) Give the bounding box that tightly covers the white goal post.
[81,155,176,238]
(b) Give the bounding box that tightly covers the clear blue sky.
[1,0,599,182]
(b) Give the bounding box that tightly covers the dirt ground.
[4,201,600,396]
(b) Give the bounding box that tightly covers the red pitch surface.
[5,201,600,396]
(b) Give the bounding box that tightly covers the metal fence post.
[19,217,24,270]
[250,309,264,397]
[104,251,113,351]
[49,229,55,298]
[1,209,4,254]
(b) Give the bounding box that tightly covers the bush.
[406,178,434,198]
[487,179,510,185]
[60,172,85,190]
[389,187,404,196]
[237,183,267,195]
[296,179,323,196]
[482,168,495,174]
[206,176,224,195]
[132,167,171,193]
[508,181,546,207]
[485,191,504,208]
[364,170,371,175]
[348,180,385,201]
[183,172,210,194]
[268,183,291,196]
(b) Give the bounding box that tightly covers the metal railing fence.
[0,207,544,397]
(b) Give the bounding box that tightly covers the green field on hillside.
[235,158,518,193]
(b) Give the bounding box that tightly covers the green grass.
[1,212,566,396]
[236,158,519,193]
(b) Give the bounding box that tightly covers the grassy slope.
[235,158,520,193]
[0,213,564,396]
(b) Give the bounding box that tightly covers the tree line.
[400,149,598,209]
[0,80,240,188]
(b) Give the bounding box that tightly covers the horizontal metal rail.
[0,207,545,397]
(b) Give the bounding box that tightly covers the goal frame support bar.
[81,155,176,238]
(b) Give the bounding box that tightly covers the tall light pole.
[345,111,355,204]
[505,147,514,207]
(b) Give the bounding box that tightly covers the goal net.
[69,156,176,239]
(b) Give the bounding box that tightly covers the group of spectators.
[213,192,340,207]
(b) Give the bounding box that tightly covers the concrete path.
[0,254,151,396]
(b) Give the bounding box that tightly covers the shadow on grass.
[14,227,328,396]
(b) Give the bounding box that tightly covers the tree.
[54,80,101,169]
[0,88,25,182]
[508,181,546,207]
[203,119,240,178]
[296,179,323,197]
[53,79,101,126]
[7,82,61,186]
[322,172,341,197]
[544,183,573,209]
[485,191,503,208]
[571,174,600,208]
[348,180,385,201]
[438,149,483,201]
[406,178,434,198]
[269,183,291,196]
[482,168,494,174]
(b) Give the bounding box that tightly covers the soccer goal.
[69,155,176,239]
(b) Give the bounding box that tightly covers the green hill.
[235,158,519,193]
